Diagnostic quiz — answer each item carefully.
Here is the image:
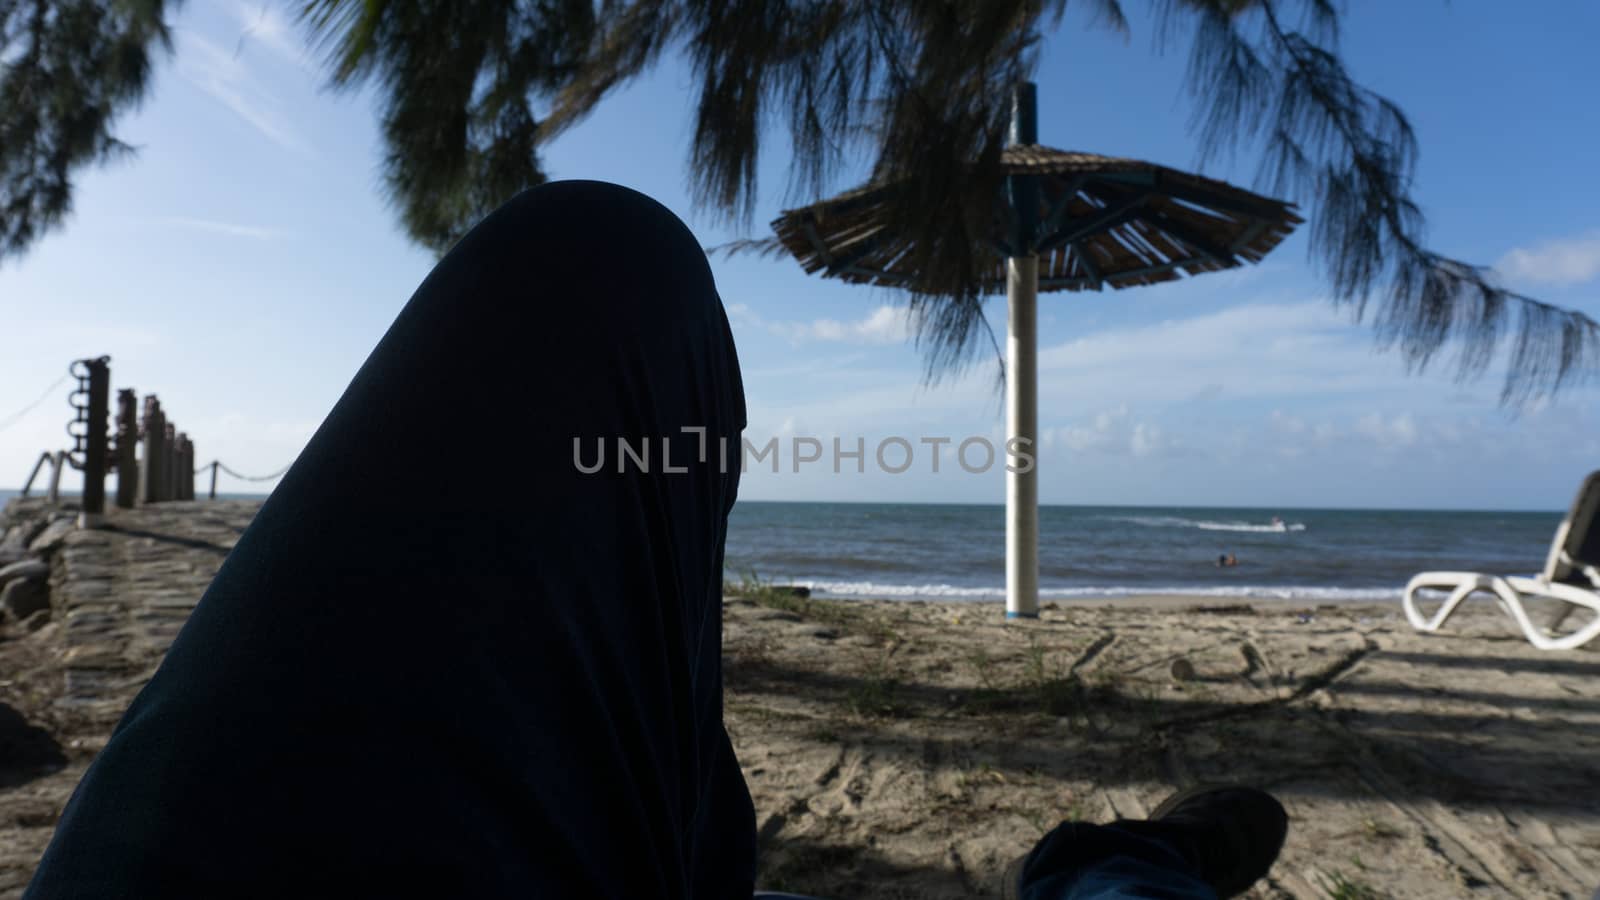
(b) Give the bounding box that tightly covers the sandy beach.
[723,589,1600,899]
[2,498,1598,898]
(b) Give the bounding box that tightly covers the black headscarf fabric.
[26,181,756,899]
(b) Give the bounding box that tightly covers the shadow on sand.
[726,644,1600,817]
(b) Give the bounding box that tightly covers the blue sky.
[1,0,1597,510]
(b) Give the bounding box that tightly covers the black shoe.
[1000,785,1287,900]
[1144,784,1288,898]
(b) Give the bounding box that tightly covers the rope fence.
[195,460,295,498]
[210,461,293,482]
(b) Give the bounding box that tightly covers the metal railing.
[19,450,70,503]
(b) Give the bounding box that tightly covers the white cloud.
[1495,231,1600,286]
[769,305,916,345]
[1050,424,1108,452]
[1035,301,1392,402]
[1354,412,1419,448]
[1093,404,1127,431]
[854,306,913,342]
[1130,422,1163,457]
[1042,404,1137,454]
[1264,410,1344,459]
[1269,410,1306,434]
[1392,415,1418,446]
[1062,422,1100,448]
[175,30,313,155]
[228,1,320,74]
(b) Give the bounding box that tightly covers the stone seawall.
[0,497,261,896]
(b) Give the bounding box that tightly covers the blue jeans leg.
[1019,821,1218,900]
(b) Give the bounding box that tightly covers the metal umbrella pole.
[1006,83,1040,620]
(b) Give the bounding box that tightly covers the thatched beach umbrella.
[772,83,1303,620]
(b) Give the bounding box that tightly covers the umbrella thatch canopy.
[774,145,1302,293]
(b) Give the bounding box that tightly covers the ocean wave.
[1196,521,1307,533]
[1108,515,1306,533]
[786,579,1397,602]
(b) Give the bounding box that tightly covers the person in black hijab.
[25,180,1288,900]
[25,181,757,899]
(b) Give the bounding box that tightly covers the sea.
[723,502,1562,603]
[2,489,1559,603]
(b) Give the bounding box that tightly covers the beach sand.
[723,591,1600,899]
[2,496,1597,898]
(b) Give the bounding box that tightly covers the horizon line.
[0,488,1561,516]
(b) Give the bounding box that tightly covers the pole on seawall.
[162,422,177,502]
[175,433,193,501]
[79,357,111,528]
[115,389,138,509]
[139,396,165,504]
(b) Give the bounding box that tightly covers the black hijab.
[26,181,757,898]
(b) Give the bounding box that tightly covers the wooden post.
[175,433,193,501]
[115,390,138,509]
[139,396,165,504]
[79,357,111,527]
[208,461,219,500]
[163,422,177,502]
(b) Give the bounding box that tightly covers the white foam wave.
[787,579,1397,603]
[1109,515,1306,533]
[1195,521,1307,533]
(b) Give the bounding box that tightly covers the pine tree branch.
[1172,0,1597,406]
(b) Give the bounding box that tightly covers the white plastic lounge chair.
[1403,470,1600,651]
